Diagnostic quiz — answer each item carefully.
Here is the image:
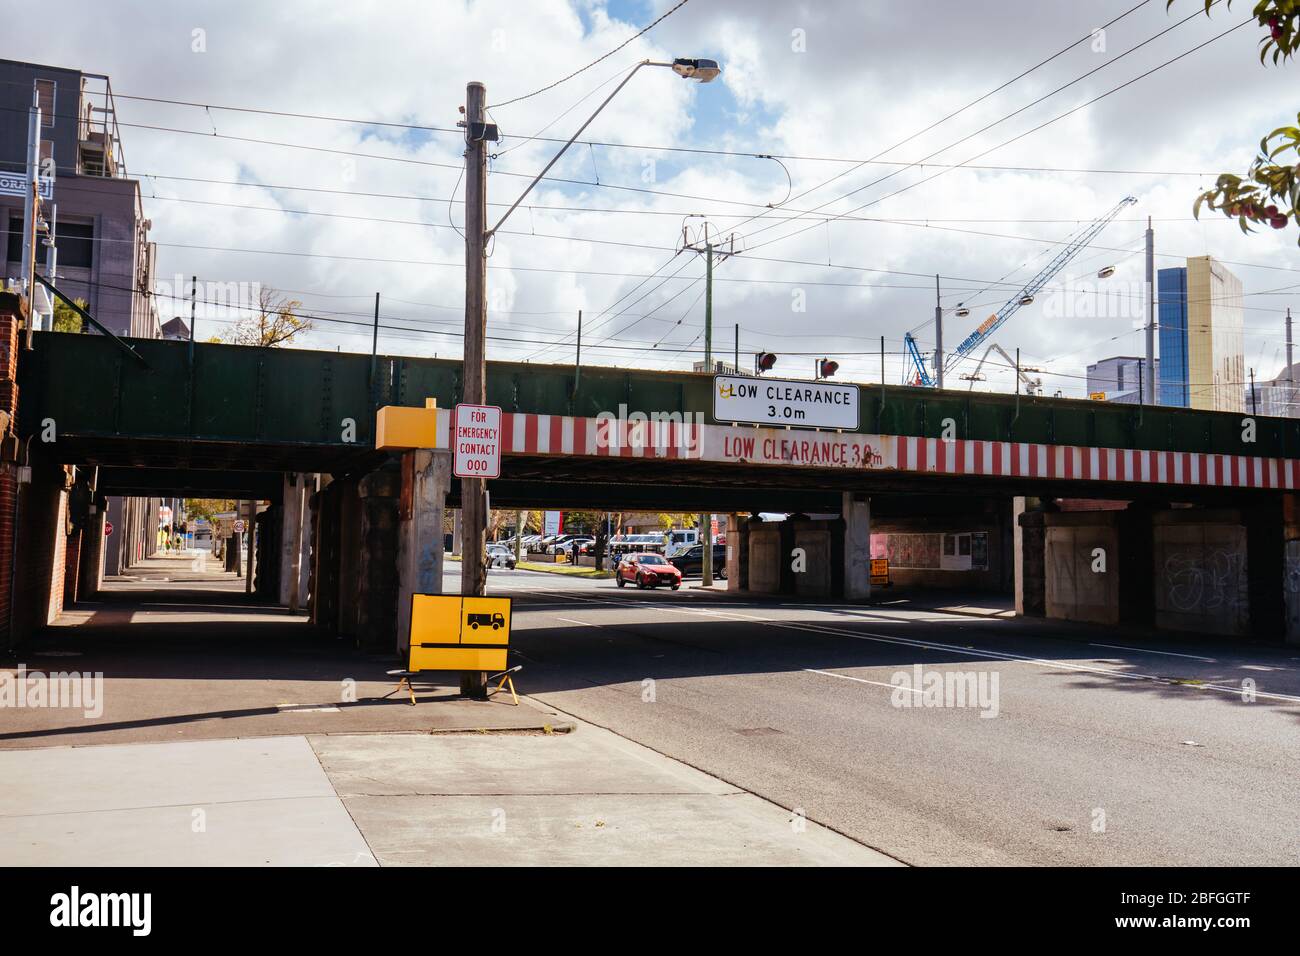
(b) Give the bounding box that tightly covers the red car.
[616,552,682,590]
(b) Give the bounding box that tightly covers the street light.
[457,57,721,696]
[671,58,721,82]
[485,57,723,240]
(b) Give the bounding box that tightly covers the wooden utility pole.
[682,225,735,592]
[460,81,489,698]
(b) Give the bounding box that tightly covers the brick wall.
[0,293,21,647]
[0,293,74,646]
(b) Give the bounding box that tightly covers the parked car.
[616,552,682,590]
[545,534,584,554]
[669,544,728,579]
[553,535,593,557]
[484,543,517,570]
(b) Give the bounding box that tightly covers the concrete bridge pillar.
[747,518,781,594]
[395,449,450,656]
[724,513,743,590]
[355,465,400,651]
[842,493,871,601]
[279,473,315,610]
[1283,495,1300,645]
[1014,498,1046,617]
[1044,511,1121,626]
[79,502,105,599]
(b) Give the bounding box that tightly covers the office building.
[1157,256,1244,412]
[1085,355,1158,404]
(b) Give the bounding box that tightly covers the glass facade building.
[1158,267,1189,407]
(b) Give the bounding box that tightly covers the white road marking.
[555,617,597,627]
[806,668,920,694]
[1089,642,1216,663]
[537,590,1300,705]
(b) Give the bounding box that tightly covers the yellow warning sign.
[407,594,511,672]
[870,558,890,586]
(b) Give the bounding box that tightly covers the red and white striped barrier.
[434,410,1298,490]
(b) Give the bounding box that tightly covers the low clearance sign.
[712,427,887,469]
[714,374,859,430]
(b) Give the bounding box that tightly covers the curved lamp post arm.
[486,60,672,238]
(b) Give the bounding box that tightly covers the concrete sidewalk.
[0,719,900,867]
[5,553,561,748]
[0,736,376,866]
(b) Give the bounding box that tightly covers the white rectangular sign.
[544,510,562,536]
[453,403,502,478]
[0,171,53,201]
[713,374,859,430]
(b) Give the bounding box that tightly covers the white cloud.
[25,0,1300,393]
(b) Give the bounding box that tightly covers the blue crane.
[904,195,1137,388]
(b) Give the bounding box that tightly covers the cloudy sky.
[24,0,1300,395]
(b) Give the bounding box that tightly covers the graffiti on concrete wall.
[1162,548,1247,616]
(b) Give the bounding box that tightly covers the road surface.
[460,565,1300,866]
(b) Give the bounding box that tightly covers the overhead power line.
[487,0,693,109]
[734,3,1231,255]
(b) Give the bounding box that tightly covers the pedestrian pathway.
[0,717,900,866]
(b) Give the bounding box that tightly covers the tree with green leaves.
[184,498,236,523]
[1177,1,1300,243]
[52,296,86,333]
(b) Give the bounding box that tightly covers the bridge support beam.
[355,466,400,651]
[1285,495,1300,645]
[1014,498,1046,617]
[724,512,742,590]
[395,449,450,657]
[843,493,871,601]
[279,473,315,609]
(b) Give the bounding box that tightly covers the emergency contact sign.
[453,403,502,478]
[714,374,859,430]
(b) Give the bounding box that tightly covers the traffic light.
[818,359,839,379]
[756,352,777,373]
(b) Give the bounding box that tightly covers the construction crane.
[904,195,1137,389]
[964,342,1043,395]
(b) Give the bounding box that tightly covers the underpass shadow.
[505,595,1300,724]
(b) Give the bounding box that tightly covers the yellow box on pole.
[375,398,438,450]
[407,593,511,673]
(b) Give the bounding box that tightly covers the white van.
[665,528,699,556]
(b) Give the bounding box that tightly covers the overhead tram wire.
[517,5,1219,373]
[718,0,1158,242]
[39,169,1240,231]
[0,86,1229,180]
[81,272,1291,386]
[504,5,1196,369]
[486,0,694,110]
[732,3,1229,255]
[44,171,1290,278]
[705,13,1258,343]
[60,227,1300,309]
